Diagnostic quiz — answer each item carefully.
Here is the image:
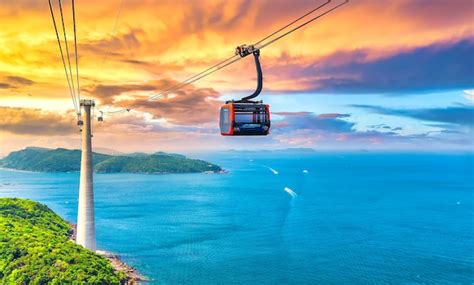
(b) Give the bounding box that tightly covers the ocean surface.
[0,152,473,284]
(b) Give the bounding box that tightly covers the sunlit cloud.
[0,0,473,153]
[464,90,474,102]
[0,107,75,135]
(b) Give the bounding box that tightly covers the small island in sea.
[0,147,223,174]
[0,198,140,284]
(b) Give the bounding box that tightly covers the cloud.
[6,76,34,86]
[368,124,403,132]
[0,107,75,135]
[80,28,143,58]
[85,82,159,104]
[352,104,474,127]
[273,112,354,133]
[317,113,351,119]
[0,75,34,90]
[85,79,223,125]
[464,90,474,102]
[269,111,470,150]
[271,111,402,147]
[264,38,474,94]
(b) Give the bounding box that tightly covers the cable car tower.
[48,0,349,251]
[48,0,98,251]
[76,99,96,250]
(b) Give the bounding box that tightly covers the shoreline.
[96,250,146,284]
[0,166,226,175]
[0,167,35,173]
[69,224,146,284]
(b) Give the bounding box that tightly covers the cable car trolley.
[220,45,270,136]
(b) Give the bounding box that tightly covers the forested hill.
[0,147,222,174]
[0,198,126,284]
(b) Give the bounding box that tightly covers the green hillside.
[0,198,126,284]
[0,147,222,174]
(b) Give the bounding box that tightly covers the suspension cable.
[148,54,240,101]
[101,0,349,117]
[48,0,79,114]
[95,0,126,116]
[257,0,348,50]
[72,0,81,110]
[101,0,125,65]
[150,0,348,102]
[58,0,79,111]
[253,0,330,46]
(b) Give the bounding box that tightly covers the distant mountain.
[92,147,124,156]
[228,148,316,154]
[0,147,222,174]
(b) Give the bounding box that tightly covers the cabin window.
[220,107,232,134]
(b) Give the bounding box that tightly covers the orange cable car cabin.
[219,46,271,136]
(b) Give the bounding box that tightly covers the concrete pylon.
[76,99,96,251]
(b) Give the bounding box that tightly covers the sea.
[0,152,473,284]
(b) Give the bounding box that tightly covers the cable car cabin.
[220,102,270,136]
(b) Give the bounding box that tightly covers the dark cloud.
[85,79,222,125]
[269,111,468,149]
[0,75,34,90]
[119,87,221,125]
[271,111,408,147]
[398,0,473,27]
[85,83,158,104]
[317,113,351,119]
[267,39,474,94]
[80,28,144,58]
[6,76,34,86]
[352,104,474,127]
[368,123,403,132]
[0,107,75,135]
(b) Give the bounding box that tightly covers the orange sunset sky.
[0,0,473,155]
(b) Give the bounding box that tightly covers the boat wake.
[284,187,297,198]
[265,166,279,174]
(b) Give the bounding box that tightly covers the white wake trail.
[265,166,279,174]
[284,187,297,198]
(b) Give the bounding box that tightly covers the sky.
[0,0,473,156]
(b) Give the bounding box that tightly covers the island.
[0,198,139,284]
[0,147,223,174]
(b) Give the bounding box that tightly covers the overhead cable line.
[96,0,126,116]
[72,0,81,109]
[253,0,330,46]
[101,0,125,65]
[147,0,348,101]
[101,0,349,118]
[48,0,79,114]
[149,0,333,102]
[147,54,239,101]
[257,0,348,50]
[58,0,79,111]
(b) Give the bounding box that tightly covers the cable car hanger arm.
[233,47,263,102]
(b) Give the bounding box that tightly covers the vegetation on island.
[0,198,127,284]
[0,147,222,174]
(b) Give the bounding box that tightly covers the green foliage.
[95,153,222,173]
[0,198,125,284]
[0,147,222,174]
[0,147,109,172]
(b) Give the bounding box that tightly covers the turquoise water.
[0,153,473,284]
